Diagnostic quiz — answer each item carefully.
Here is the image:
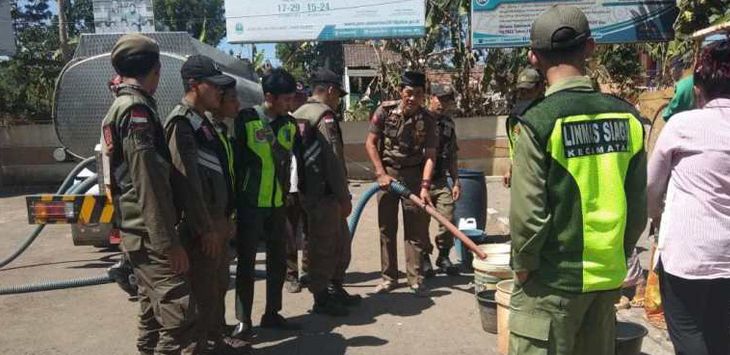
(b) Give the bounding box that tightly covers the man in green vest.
[164,55,245,354]
[232,68,301,340]
[100,34,197,354]
[293,68,361,316]
[508,6,647,354]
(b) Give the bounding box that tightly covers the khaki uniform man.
[508,6,646,354]
[424,84,461,277]
[293,68,361,316]
[164,55,240,354]
[365,71,439,297]
[504,67,545,188]
[100,34,196,354]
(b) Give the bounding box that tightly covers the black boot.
[313,291,349,316]
[436,248,459,276]
[422,253,436,279]
[329,281,362,306]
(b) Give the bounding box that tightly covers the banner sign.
[225,0,426,43]
[471,0,677,48]
[93,0,155,33]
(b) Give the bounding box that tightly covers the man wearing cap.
[100,34,197,354]
[292,68,360,316]
[164,55,244,354]
[504,67,545,188]
[365,71,439,297]
[423,83,460,277]
[507,6,647,354]
[232,68,301,339]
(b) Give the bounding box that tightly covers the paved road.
[0,182,673,354]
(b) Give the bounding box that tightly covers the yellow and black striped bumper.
[26,194,115,225]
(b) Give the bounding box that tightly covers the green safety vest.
[234,107,297,208]
[516,89,647,293]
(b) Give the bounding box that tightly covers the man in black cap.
[507,5,647,354]
[365,71,438,297]
[164,55,248,354]
[100,34,198,354]
[292,68,361,316]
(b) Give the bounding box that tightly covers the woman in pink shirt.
[647,39,730,355]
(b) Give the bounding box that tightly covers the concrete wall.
[0,124,75,186]
[342,115,510,179]
[0,116,510,186]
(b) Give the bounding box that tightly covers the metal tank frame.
[53,32,263,159]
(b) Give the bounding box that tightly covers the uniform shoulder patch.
[102,124,114,152]
[370,110,383,125]
[127,105,156,149]
[130,106,150,125]
[322,112,336,124]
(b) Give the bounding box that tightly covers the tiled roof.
[343,44,402,68]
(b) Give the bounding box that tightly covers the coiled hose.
[0,157,96,269]
[0,161,120,296]
[0,180,385,295]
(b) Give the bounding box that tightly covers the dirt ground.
[0,181,674,354]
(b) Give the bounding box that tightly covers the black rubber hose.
[1,179,380,295]
[347,183,380,238]
[56,156,97,195]
[0,275,113,295]
[0,158,97,269]
[67,174,99,195]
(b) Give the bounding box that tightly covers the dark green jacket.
[100,85,179,253]
[509,76,648,293]
[164,102,235,242]
[233,106,298,209]
[292,98,349,204]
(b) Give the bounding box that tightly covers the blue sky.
[217,40,281,66]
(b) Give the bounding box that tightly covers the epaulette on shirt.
[506,97,543,139]
[381,100,399,108]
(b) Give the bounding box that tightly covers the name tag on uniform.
[562,119,630,158]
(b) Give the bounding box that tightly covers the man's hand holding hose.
[387,180,487,260]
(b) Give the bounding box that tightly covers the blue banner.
[471,0,678,48]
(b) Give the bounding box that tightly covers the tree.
[644,0,729,86]
[153,0,226,46]
[276,42,344,80]
[0,0,62,124]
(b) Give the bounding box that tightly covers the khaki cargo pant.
[127,248,197,355]
[429,179,455,253]
[285,193,309,281]
[305,196,351,294]
[509,277,620,355]
[378,166,431,286]
[183,220,232,343]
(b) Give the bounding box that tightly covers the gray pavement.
[0,181,673,354]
